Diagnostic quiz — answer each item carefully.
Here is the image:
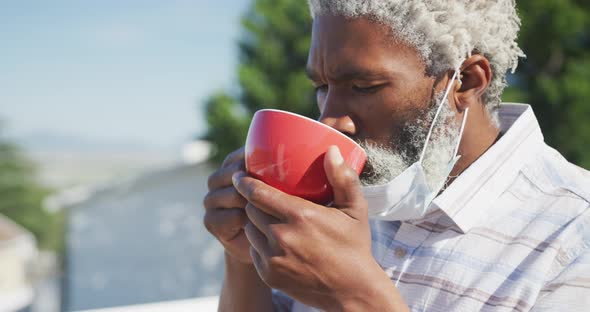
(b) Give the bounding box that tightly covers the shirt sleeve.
[272,289,294,312]
[531,209,590,311]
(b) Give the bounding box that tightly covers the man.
[204,1,590,311]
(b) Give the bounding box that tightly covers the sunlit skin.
[205,15,500,312]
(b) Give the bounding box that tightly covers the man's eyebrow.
[331,66,393,81]
[305,66,393,82]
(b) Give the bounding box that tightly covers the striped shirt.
[272,103,590,311]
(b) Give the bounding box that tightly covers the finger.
[203,187,247,210]
[244,221,272,259]
[249,246,265,278]
[221,147,245,168]
[245,203,280,237]
[207,161,245,191]
[203,208,249,241]
[233,172,305,221]
[324,146,367,220]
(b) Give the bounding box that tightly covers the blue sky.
[0,0,250,148]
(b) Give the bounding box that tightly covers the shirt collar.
[430,103,545,233]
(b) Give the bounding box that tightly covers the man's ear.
[453,54,492,111]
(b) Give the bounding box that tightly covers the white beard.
[359,93,461,189]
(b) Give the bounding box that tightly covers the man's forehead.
[311,15,393,49]
[308,15,427,78]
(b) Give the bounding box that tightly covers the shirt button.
[394,247,407,258]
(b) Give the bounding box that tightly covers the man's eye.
[352,84,384,94]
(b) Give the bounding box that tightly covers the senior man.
[204,1,590,311]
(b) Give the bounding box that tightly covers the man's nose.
[318,108,357,137]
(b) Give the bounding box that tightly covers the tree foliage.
[204,0,316,164]
[205,0,590,169]
[504,0,590,168]
[0,126,64,251]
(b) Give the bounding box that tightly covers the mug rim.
[255,109,362,149]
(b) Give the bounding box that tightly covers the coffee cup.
[244,109,366,204]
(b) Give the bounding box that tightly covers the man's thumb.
[324,145,367,219]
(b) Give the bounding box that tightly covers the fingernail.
[328,146,344,166]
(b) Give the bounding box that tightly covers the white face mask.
[361,70,468,221]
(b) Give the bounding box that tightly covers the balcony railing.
[75,296,219,312]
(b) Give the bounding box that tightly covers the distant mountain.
[15,131,173,154]
[12,131,182,190]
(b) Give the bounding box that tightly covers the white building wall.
[0,215,37,311]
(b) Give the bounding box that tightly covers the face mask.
[361,70,468,221]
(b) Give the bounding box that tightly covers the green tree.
[0,125,64,252]
[504,0,590,169]
[204,0,316,164]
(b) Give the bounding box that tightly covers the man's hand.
[203,147,252,264]
[233,146,409,311]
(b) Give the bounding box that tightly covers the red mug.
[245,109,366,204]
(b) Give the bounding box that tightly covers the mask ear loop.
[452,107,469,158]
[415,73,463,310]
[419,70,460,164]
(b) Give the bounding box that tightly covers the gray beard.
[359,93,461,189]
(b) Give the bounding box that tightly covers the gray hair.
[308,0,526,121]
